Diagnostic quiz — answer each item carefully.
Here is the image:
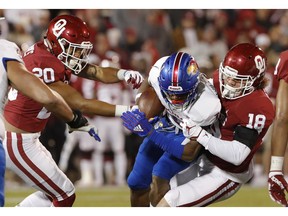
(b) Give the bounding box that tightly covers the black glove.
[67,110,88,129]
[67,110,101,142]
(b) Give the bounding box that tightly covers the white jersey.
[0,39,23,139]
[148,56,221,129]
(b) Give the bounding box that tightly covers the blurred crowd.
[1,9,288,188]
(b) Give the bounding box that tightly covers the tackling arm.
[76,64,143,89]
[48,80,130,117]
[182,120,257,165]
[77,64,119,82]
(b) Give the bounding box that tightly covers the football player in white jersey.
[121,51,221,206]
[0,39,94,207]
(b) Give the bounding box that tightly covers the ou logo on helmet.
[254,55,266,75]
[52,19,67,38]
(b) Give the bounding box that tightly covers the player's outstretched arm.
[47,80,133,117]
[78,64,143,89]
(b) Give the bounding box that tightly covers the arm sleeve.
[196,130,251,165]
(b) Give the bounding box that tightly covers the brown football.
[137,87,165,119]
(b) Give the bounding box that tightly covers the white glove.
[117,69,144,89]
[68,124,101,142]
[180,119,203,139]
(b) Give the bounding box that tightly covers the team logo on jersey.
[187,61,199,75]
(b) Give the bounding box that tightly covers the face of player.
[223,74,245,88]
[167,93,189,105]
[57,38,92,74]
[221,73,248,99]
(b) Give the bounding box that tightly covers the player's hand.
[67,110,101,142]
[121,109,153,137]
[123,70,143,89]
[180,119,203,139]
[129,105,139,112]
[268,171,288,207]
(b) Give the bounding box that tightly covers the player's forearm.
[271,120,288,157]
[271,80,288,157]
[74,99,131,117]
[196,131,251,165]
[80,64,120,83]
[44,93,74,122]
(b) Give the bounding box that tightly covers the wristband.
[270,156,284,172]
[115,105,129,117]
[117,69,127,80]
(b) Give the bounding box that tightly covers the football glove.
[67,110,101,142]
[268,171,288,207]
[120,70,144,89]
[180,118,203,139]
[121,109,153,137]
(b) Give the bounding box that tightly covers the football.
[137,87,165,119]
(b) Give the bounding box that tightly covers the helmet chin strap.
[43,37,54,55]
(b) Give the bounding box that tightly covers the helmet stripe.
[172,52,183,86]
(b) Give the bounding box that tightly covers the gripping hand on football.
[121,109,153,137]
[180,119,203,140]
[67,110,101,142]
[268,171,288,207]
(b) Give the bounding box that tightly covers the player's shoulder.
[233,90,275,120]
[0,39,18,50]
[279,50,288,60]
[24,42,64,70]
[153,56,169,69]
[197,74,220,105]
[148,56,169,86]
[275,51,288,82]
[186,77,221,126]
[0,39,23,62]
[241,90,273,108]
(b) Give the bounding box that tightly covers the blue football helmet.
[158,52,200,110]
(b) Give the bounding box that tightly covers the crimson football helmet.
[219,43,267,99]
[44,15,93,74]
